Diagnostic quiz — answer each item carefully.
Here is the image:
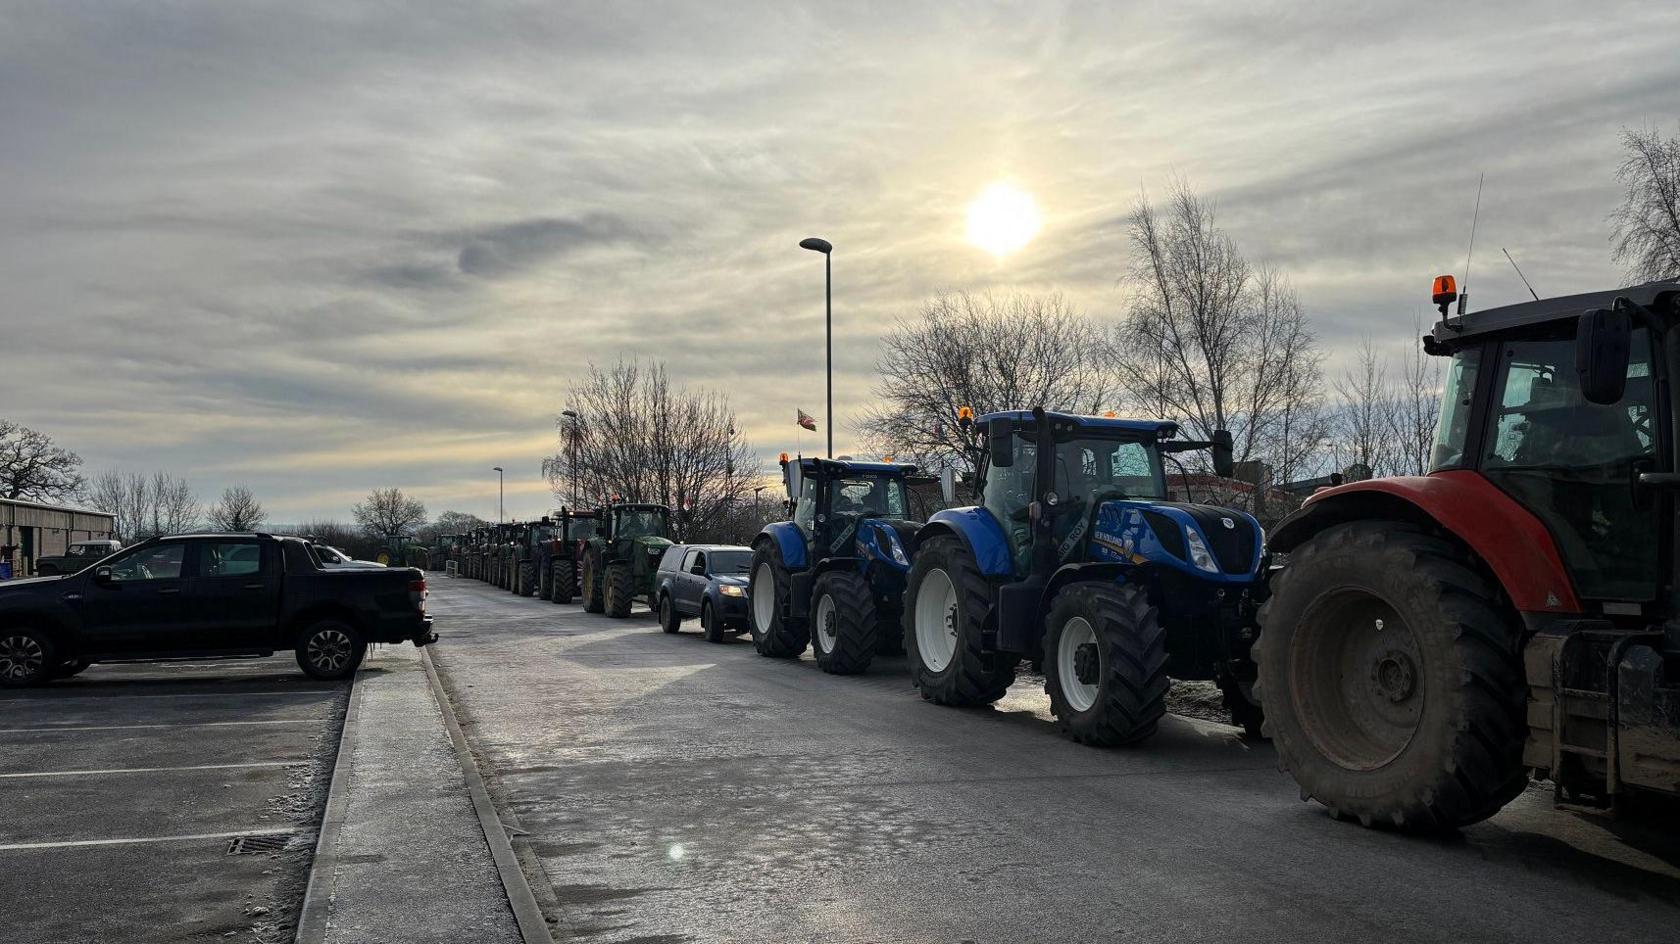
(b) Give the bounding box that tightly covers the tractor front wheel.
[747,543,808,658]
[904,535,1015,706]
[551,561,576,604]
[1043,582,1167,746]
[603,562,634,618]
[1256,521,1528,831]
[581,553,605,613]
[516,562,536,597]
[810,570,878,675]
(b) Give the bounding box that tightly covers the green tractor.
[581,503,674,618]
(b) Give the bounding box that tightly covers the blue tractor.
[748,456,936,674]
[903,407,1266,744]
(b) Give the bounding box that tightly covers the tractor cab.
[783,456,920,565]
[1262,278,1680,830]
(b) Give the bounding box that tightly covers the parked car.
[33,539,124,577]
[654,544,753,642]
[0,532,435,687]
[309,543,386,569]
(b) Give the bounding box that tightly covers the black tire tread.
[604,561,634,618]
[812,570,879,675]
[1043,582,1168,746]
[905,535,1014,706]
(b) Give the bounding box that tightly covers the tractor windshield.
[827,476,908,520]
[616,508,667,539]
[1481,329,1660,601]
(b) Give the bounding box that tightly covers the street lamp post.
[492,466,504,523]
[799,236,833,458]
[561,409,580,509]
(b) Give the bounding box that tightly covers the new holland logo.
[1220,517,1236,529]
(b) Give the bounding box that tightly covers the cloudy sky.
[3,1,1677,523]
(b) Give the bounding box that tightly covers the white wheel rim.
[815,593,837,653]
[1057,616,1099,713]
[752,563,775,633]
[915,568,959,673]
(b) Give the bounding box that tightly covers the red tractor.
[1260,277,1680,831]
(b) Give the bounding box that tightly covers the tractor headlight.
[887,534,909,566]
[719,584,747,598]
[1184,527,1220,573]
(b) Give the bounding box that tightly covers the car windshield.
[616,508,665,539]
[709,550,751,574]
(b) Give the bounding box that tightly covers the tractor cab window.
[1430,348,1482,470]
[792,475,818,533]
[1482,330,1660,601]
[827,476,908,520]
[615,508,665,539]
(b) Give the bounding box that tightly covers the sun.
[966,182,1042,257]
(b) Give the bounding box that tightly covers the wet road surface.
[428,577,1680,944]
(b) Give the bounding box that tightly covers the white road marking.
[0,761,303,779]
[0,719,326,734]
[0,828,294,852]
[0,690,331,701]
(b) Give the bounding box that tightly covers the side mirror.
[939,468,956,506]
[1577,307,1631,405]
[987,422,1014,469]
[93,566,114,585]
[1211,429,1235,479]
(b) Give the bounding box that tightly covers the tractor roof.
[977,410,1180,439]
[794,457,918,476]
[1431,280,1679,346]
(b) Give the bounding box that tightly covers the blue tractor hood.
[1087,498,1263,583]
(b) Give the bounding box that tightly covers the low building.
[0,497,118,576]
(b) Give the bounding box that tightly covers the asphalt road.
[0,655,347,944]
[428,577,1680,944]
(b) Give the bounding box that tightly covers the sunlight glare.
[966,182,1042,257]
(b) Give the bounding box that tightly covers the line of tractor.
[431,276,1680,837]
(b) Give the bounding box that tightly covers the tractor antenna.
[1459,172,1484,316]
[1502,247,1540,301]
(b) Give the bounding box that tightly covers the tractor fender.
[754,521,808,571]
[919,507,1013,578]
[1268,471,1581,614]
[1043,561,1130,606]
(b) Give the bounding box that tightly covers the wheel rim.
[1290,590,1423,771]
[815,593,837,653]
[752,563,775,634]
[1056,616,1100,713]
[0,634,45,681]
[307,629,353,673]
[915,568,959,673]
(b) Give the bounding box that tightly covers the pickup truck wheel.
[701,600,729,643]
[552,561,576,604]
[658,593,682,633]
[604,562,634,618]
[582,553,605,613]
[296,621,366,681]
[0,628,56,688]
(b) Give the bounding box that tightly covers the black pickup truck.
[0,533,435,687]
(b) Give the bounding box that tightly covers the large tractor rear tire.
[517,562,536,597]
[537,560,552,600]
[551,560,576,604]
[604,562,634,618]
[1043,582,1167,746]
[747,543,809,658]
[581,552,605,613]
[1256,521,1528,832]
[904,535,1015,706]
[810,570,878,675]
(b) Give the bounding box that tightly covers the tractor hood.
[631,535,673,551]
[1088,498,1263,579]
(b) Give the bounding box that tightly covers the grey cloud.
[455,215,645,278]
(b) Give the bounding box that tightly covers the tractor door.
[1478,328,1667,605]
[792,472,820,561]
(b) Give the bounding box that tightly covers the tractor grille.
[1150,505,1255,575]
[1141,511,1187,561]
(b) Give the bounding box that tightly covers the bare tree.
[208,486,267,532]
[1119,181,1328,481]
[1390,317,1443,476]
[0,420,85,503]
[1331,338,1400,480]
[544,359,758,543]
[353,487,427,545]
[857,291,1116,480]
[86,469,199,541]
[1610,125,1680,281]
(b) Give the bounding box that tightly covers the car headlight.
[1184,527,1220,573]
[719,584,746,597]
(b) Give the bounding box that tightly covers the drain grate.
[226,833,293,855]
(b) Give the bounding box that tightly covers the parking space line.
[0,719,326,734]
[0,761,302,779]
[0,828,294,852]
[0,690,331,701]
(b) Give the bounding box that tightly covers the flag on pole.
[797,409,817,431]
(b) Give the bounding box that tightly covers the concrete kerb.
[294,667,362,943]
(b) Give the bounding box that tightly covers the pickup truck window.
[689,552,707,575]
[200,541,265,578]
[657,546,685,572]
[108,544,186,581]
